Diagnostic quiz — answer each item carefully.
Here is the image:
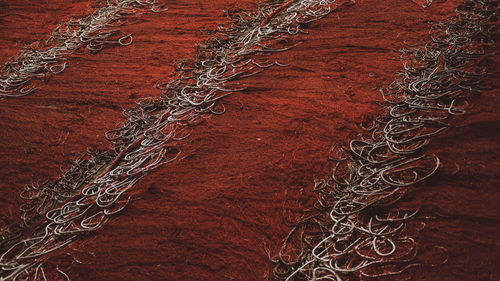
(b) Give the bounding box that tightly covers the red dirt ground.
[0,0,498,280]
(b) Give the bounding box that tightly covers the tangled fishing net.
[0,0,166,98]
[0,0,344,279]
[271,1,499,280]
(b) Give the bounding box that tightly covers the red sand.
[0,0,498,280]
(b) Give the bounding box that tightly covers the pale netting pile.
[272,1,499,280]
[0,0,166,98]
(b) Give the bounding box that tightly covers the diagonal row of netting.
[271,1,499,280]
[0,0,167,98]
